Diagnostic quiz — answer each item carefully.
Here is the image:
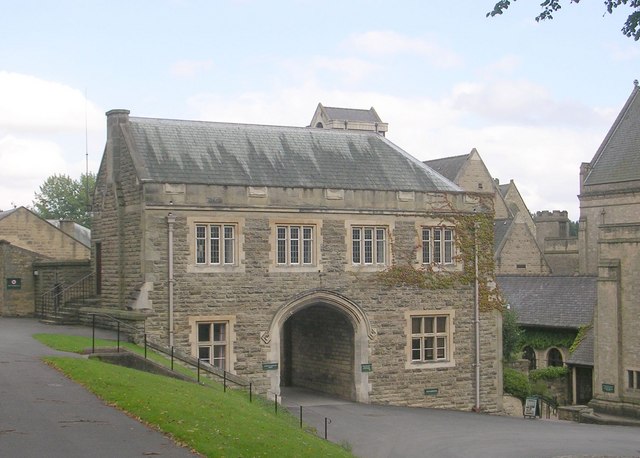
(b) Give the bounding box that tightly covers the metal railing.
[38,273,95,319]
[87,312,335,441]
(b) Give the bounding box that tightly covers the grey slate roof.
[585,84,640,186]
[568,327,594,366]
[423,154,467,182]
[0,208,17,221]
[494,218,513,253]
[498,183,509,197]
[47,220,91,247]
[126,117,461,192]
[497,275,596,329]
[323,106,381,123]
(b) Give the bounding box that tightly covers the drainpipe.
[167,213,176,347]
[474,222,481,412]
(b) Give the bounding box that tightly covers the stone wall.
[0,241,39,316]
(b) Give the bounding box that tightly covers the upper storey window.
[196,224,236,265]
[352,226,387,265]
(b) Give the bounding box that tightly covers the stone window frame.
[627,369,640,390]
[195,223,236,266]
[268,217,322,273]
[404,309,456,370]
[414,221,464,273]
[344,217,395,273]
[276,224,315,266]
[421,226,455,266]
[186,216,245,273]
[188,315,236,373]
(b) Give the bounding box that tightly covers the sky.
[1,0,639,220]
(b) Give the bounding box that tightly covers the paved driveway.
[281,387,640,458]
[0,317,197,458]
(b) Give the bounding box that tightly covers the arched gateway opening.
[263,290,374,403]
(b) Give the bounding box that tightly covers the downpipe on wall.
[167,213,176,347]
[474,222,481,412]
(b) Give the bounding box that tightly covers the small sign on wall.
[262,362,278,371]
[361,363,373,372]
[424,388,439,396]
[6,278,21,290]
[602,383,615,393]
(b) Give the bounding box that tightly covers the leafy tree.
[32,173,95,228]
[487,0,640,41]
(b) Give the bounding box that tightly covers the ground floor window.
[547,348,563,367]
[410,314,450,362]
[197,321,228,370]
[628,370,640,390]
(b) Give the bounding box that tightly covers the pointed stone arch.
[262,289,375,403]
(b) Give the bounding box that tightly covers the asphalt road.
[0,317,198,458]
[281,388,640,458]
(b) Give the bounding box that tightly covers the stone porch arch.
[261,289,376,403]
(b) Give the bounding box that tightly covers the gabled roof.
[423,154,468,182]
[322,106,382,123]
[497,275,596,329]
[125,116,461,192]
[568,327,593,366]
[584,83,640,186]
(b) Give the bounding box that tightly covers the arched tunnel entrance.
[280,304,355,400]
[264,290,374,403]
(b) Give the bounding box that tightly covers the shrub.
[529,366,569,382]
[503,367,531,400]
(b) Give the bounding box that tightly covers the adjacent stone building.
[91,108,502,411]
[425,149,550,275]
[0,207,91,316]
[579,82,640,418]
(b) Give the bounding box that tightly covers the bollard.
[275,394,278,414]
[299,406,303,429]
[324,417,328,440]
[92,314,96,353]
[171,346,174,371]
[249,383,252,403]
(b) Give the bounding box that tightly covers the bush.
[529,366,569,382]
[502,307,523,362]
[503,367,531,400]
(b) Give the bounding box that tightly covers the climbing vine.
[376,194,502,312]
[569,323,593,354]
[520,328,577,351]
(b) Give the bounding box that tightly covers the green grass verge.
[39,336,352,457]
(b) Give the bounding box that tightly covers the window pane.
[425,317,434,334]
[199,346,211,362]
[444,229,453,264]
[422,228,430,264]
[364,228,373,264]
[196,225,206,264]
[425,337,434,361]
[224,226,234,264]
[290,227,299,264]
[436,337,446,359]
[352,228,361,263]
[277,227,286,264]
[434,229,442,264]
[213,323,226,342]
[411,338,421,360]
[376,228,385,264]
[211,238,220,264]
[198,323,211,342]
[411,317,422,334]
[437,316,447,333]
[213,345,226,370]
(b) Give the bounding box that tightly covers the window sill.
[405,359,456,370]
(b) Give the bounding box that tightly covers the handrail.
[38,272,95,318]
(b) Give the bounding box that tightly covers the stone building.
[425,149,550,275]
[91,108,502,411]
[0,207,91,316]
[498,275,596,404]
[579,82,640,418]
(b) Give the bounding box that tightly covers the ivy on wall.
[569,324,592,354]
[520,328,577,351]
[376,197,502,312]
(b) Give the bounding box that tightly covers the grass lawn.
[38,335,352,457]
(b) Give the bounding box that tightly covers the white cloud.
[0,72,105,210]
[170,59,214,78]
[344,30,462,68]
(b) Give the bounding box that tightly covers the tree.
[32,173,96,228]
[487,0,640,41]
